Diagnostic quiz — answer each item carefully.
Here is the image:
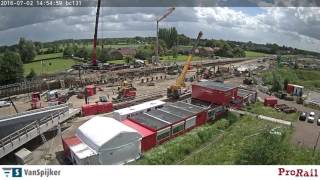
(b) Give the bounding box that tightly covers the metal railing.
[0,110,64,149]
[0,104,69,120]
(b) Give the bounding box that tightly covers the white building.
[113,100,165,121]
[71,116,142,165]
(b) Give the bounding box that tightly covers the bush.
[216,118,230,130]
[26,68,37,80]
[134,124,221,165]
[109,50,123,60]
[236,130,290,165]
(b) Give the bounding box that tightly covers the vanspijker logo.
[2,168,22,178]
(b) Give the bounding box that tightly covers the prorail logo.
[2,167,61,178]
[278,168,318,177]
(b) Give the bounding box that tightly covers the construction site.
[1,2,320,165]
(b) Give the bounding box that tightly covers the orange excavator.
[113,81,137,101]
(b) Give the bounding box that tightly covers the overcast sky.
[0,7,319,52]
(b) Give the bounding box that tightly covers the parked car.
[0,101,11,108]
[308,112,315,123]
[317,119,320,126]
[299,112,307,121]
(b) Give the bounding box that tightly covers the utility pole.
[155,7,175,64]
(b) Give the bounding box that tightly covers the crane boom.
[175,31,203,87]
[167,31,203,99]
[92,0,101,66]
[157,7,175,22]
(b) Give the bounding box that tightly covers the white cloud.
[0,7,319,52]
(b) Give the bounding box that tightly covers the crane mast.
[92,0,101,66]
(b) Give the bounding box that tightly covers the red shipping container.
[264,96,278,107]
[82,103,98,116]
[192,82,238,105]
[62,136,81,160]
[122,119,157,152]
[86,85,95,97]
[97,102,113,113]
[287,84,294,95]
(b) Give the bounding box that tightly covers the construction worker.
[84,88,88,104]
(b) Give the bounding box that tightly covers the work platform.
[0,106,79,159]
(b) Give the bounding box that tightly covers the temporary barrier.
[96,102,113,114]
[82,103,98,116]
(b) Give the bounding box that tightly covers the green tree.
[63,45,74,57]
[0,51,24,85]
[98,48,111,62]
[26,68,37,80]
[159,27,178,49]
[18,38,37,63]
[124,56,134,64]
[271,71,282,92]
[109,50,123,60]
[177,34,191,45]
[236,129,290,164]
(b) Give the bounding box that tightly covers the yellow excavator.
[167,31,203,99]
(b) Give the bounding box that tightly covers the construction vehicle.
[167,31,203,99]
[47,90,71,106]
[72,0,102,70]
[31,92,41,110]
[113,81,137,101]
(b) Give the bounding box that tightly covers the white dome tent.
[72,116,142,165]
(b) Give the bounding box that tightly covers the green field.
[246,102,299,122]
[23,58,77,76]
[34,52,63,61]
[245,51,269,58]
[134,104,320,165]
[262,67,320,89]
[161,55,202,62]
[108,60,125,64]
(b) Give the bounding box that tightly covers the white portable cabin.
[113,100,166,121]
[73,116,142,165]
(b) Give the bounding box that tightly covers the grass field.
[23,58,77,76]
[245,51,269,58]
[34,52,63,61]
[134,103,320,165]
[161,55,202,62]
[262,67,320,89]
[246,102,299,122]
[109,60,125,64]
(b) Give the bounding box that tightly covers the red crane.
[92,0,101,66]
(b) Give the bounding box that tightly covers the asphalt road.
[257,90,320,149]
